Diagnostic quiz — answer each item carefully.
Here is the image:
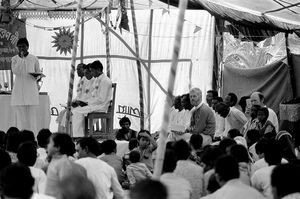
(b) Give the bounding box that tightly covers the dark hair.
[189,134,203,150]
[219,138,236,153]
[201,146,224,171]
[173,140,191,160]
[163,149,177,173]
[0,163,34,199]
[0,149,11,171]
[227,129,241,139]
[271,164,300,198]
[130,179,168,199]
[129,138,139,151]
[101,139,117,154]
[207,90,218,98]
[17,38,29,47]
[276,131,297,162]
[17,142,37,166]
[215,155,240,182]
[129,150,140,163]
[258,107,269,120]
[6,127,21,153]
[246,129,261,147]
[58,174,96,199]
[228,144,250,163]
[264,140,282,165]
[119,116,131,126]
[37,129,52,148]
[212,96,223,103]
[137,130,151,141]
[255,137,270,155]
[207,173,220,194]
[0,130,6,149]
[51,133,75,156]
[174,95,182,110]
[181,94,193,110]
[90,60,103,71]
[227,93,238,106]
[20,130,36,145]
[238,96,250,113]
[77,137,102,156]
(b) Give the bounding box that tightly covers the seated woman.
[115,116,137,141]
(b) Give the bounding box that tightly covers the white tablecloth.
[0,93,51,133]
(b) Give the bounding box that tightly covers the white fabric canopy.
[1,9,215,133]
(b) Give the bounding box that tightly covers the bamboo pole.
[80,13,84,63]
[105,4,111,78]
[147,9,154,132]
[153,0,188,178]
[130,0,145,130]
[65,0,83,135]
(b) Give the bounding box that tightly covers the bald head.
[189,88,202,107]
[250,92,264,106]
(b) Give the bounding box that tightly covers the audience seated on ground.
[134,130,157,172]
[100,139,125,183]
[45,133,87,198]
[126,150,152,187]
[160,149,192,199]
[275,131,297,162]
[200,155,265,199]
[173,140,204,199]
[245,129,261,162]
[228,144,251,185]
[75,137,124,199]
[0,149,11,171]
[17,141,46,194]
[6,127,21,163]
[35,129,52,170]
[122,138,139,171]
[251,140,283,198]
[271,163,300,199]
[189,134,203,165]
[115,116,137,141]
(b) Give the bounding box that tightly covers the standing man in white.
[11,38,40,134]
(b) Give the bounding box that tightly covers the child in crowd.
[134,130,157,172]
[115,116,137,141]
[100,140,125,183]
[126,150,152,187]
[123,138,139,171]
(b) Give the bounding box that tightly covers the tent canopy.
[1,0,170,10]
[160,0,300,32]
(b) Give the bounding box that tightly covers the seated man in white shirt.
[215,102,247,137]
[72,60,112,137]
[250,91,279,133]
[271,163,300,199]
[201,155,265,199]
[251,140,283,198]
[75,137,124,199]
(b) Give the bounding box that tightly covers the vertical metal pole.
[147,9,153,132]
[285,32,296,98]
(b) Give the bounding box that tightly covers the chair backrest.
[107,83,117,114]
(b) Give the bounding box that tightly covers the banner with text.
[0,19,26,70]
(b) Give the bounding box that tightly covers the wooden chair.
[84,83,117,137]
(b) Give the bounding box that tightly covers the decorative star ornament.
[51,28,74,55]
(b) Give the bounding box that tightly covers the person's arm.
[110,168,124,199]
[143,164,153,178]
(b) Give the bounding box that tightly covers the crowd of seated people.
[1,87,300,199]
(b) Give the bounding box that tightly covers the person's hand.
[19,51,24,58]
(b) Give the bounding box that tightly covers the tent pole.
[153,0,188,178]
[147,9,153,132]
[285,32,296,98]
[80,13,84,63]
[65,0,83,136]
[105,4,111,77]
[130,0,144,130]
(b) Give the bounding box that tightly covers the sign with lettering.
[0,19,26,70]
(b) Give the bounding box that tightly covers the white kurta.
[72,74,112,137]
[11,54,40,106]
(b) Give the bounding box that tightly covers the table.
[0,92,51,133]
